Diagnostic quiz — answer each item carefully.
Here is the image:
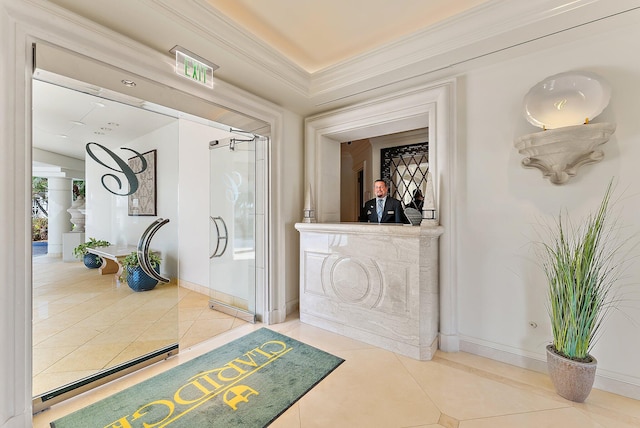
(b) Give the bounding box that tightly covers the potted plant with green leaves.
[73,237,111,269]
[538,180,628,402]
[121,250,162,292]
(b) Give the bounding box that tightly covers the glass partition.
[31,45,270,411]
[209,136,257,322]
[32,78,181,407]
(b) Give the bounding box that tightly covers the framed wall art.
[128,149,157,216]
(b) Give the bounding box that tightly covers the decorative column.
[47,177,73,257]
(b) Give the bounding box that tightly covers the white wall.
[177,120,212,288]
[281,109,304,314]
[457,21,640,396]
[85,122,179,278]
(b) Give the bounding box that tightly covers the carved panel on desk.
[311,254,410,314]
[302,251,328,296]
[323,255,382,308]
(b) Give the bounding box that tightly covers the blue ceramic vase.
[83,253,102,269]
[126,264,160,292]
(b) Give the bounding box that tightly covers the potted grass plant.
[121,251,162,292]
[538,180,626,402]
[73,237,111,269]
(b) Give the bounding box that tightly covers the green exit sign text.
[173,49,216,88]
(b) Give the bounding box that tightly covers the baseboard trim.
[458,337,640,400]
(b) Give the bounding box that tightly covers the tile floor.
[32,316,640,427]
[32,255,247,397]
[33,257,640,428]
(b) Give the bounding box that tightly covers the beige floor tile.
[179,317,237,348]
[113,306,171,324]
[582,387,640,419]
[295,347,441,428]
[30,257,640,428]
[32,319,640,428]
[585,410,640,428]
[275,321,377,353]
[178,290,211,308]
[178,305,208,322]
[32,255,240,401]
[85,323,146,345]
[179,319,196,336]
[459,407,607,428]
[398,354,569,421]
[139,320,180,341]
[435,350,554,392]
[32,345,77,376]
[268,403,301,427]
[35,324,103,348]
[43,342,131,373]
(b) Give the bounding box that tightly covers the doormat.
[51,328,344,428]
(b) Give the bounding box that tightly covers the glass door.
[209,137,257,322]
[31,75,180,412]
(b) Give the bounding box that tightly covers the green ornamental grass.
[540,181,624,361]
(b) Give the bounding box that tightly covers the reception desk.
[295,222,444,360]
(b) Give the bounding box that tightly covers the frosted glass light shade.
[523,72,611,129]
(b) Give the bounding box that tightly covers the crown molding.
[146,0,639,107]
[309,0,636,97]
[20,0,640,116]
[149,0,311,97]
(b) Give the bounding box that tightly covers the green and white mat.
[51,328,344,428]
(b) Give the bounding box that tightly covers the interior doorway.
[304,81,458,352]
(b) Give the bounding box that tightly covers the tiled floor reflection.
[32,256,247,397]
[33,317,640,427]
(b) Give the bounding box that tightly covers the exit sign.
[171,46,218,88]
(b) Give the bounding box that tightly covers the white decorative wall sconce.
[514,71,615,185]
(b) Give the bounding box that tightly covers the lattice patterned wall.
[380,142,429,207]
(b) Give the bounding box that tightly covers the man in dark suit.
[359,179,409,224]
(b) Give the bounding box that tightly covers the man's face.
[374,181,387,198]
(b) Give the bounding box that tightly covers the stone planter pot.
[546,344,597,402]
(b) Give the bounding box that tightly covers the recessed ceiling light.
[70,121,85,126]
[93,102,105,108]
[58,134,68,138]
[121,79,136,87]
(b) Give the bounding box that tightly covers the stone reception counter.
[294,222,444,360]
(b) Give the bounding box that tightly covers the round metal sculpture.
[137,218,171,283]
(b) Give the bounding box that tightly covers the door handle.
[210,216,228,258]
